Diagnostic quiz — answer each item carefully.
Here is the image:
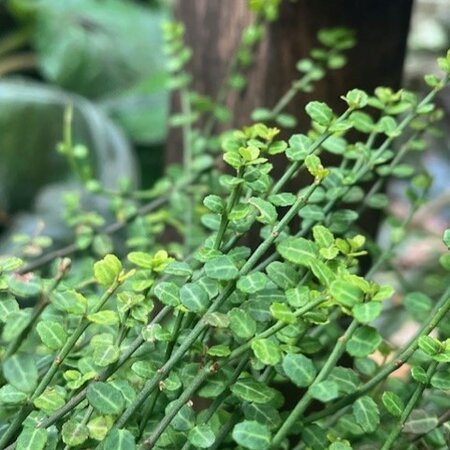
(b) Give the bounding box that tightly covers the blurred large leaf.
[0,78,138,212]
[8,0,169,144]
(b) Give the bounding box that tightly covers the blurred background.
[0,0,449,300]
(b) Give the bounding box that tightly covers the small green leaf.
[418,335,442,356]
[207,344,231,357]
[204,255,239,281]
[36,320,68,350]
[277,237,318,266]
[203,194,225,213]
[443,229,450,248]
[404,292,432,322]
[431,371,450,390]
[268,193,296,206]
[33,386,66,414]
[411,366,428,384]
[62,420,89,447]
[104,428,136,450]
[154,282,180,306]
[87,310,119,326]
[228,308,257,339]
[87,382,125,415]
[404,410,438,434]
[231,377,276,404]
[7,274,41,298]
[312,225,334,248]
[282,353,316,387]
[0,385,28,405]
[87,415,114,441]
[342,89,368,109]
[251,339,282,366]
[3,354,38,393]
[237,272,268,293]
[310,380,340,402]
[16,427,48,450]
[94,254,122,286]
[188,424,216,448]
[331,280,363,308]
[270,302,296,324]
[0,293,19,323]
[0,256,24,272]
[382,391,404,417]
[248,197,277,224]
[328,367,360,394]
[346,326,382,357]
[168,402,195,431]
[305,101,334,126]
[127,251,153,269]
[352,302,382,324]
[286,134,312,161]
[180,283,209,313]
[50,289,87,315]
[352,395,380,433]
[93,344,120,367]
[232,420,271,450]
[266,261,299,290]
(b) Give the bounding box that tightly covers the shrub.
[1,5,450,450]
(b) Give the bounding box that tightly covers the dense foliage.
[1,2,450,450]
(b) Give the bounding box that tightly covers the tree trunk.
[167,0,414,238]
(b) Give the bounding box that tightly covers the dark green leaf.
[232,420,271,450]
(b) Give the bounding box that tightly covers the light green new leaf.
[188,424,216,448]
[282,353,316,387]
[270,303,297,324]
[232,420,271,450]
[127,251,153,269]
[87,382,125,415]
[87,310,119,326]
[87,415,114,441]
[204,255,239,281]
[94,254,122,287]
[352,395,380,433]
[3,354,38,393]
[62,420,89,447]
[180,283,209,313]
[16,427,48,450]
[33,386,66,414]
[251,339,282,366]
[36,320,68,350]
